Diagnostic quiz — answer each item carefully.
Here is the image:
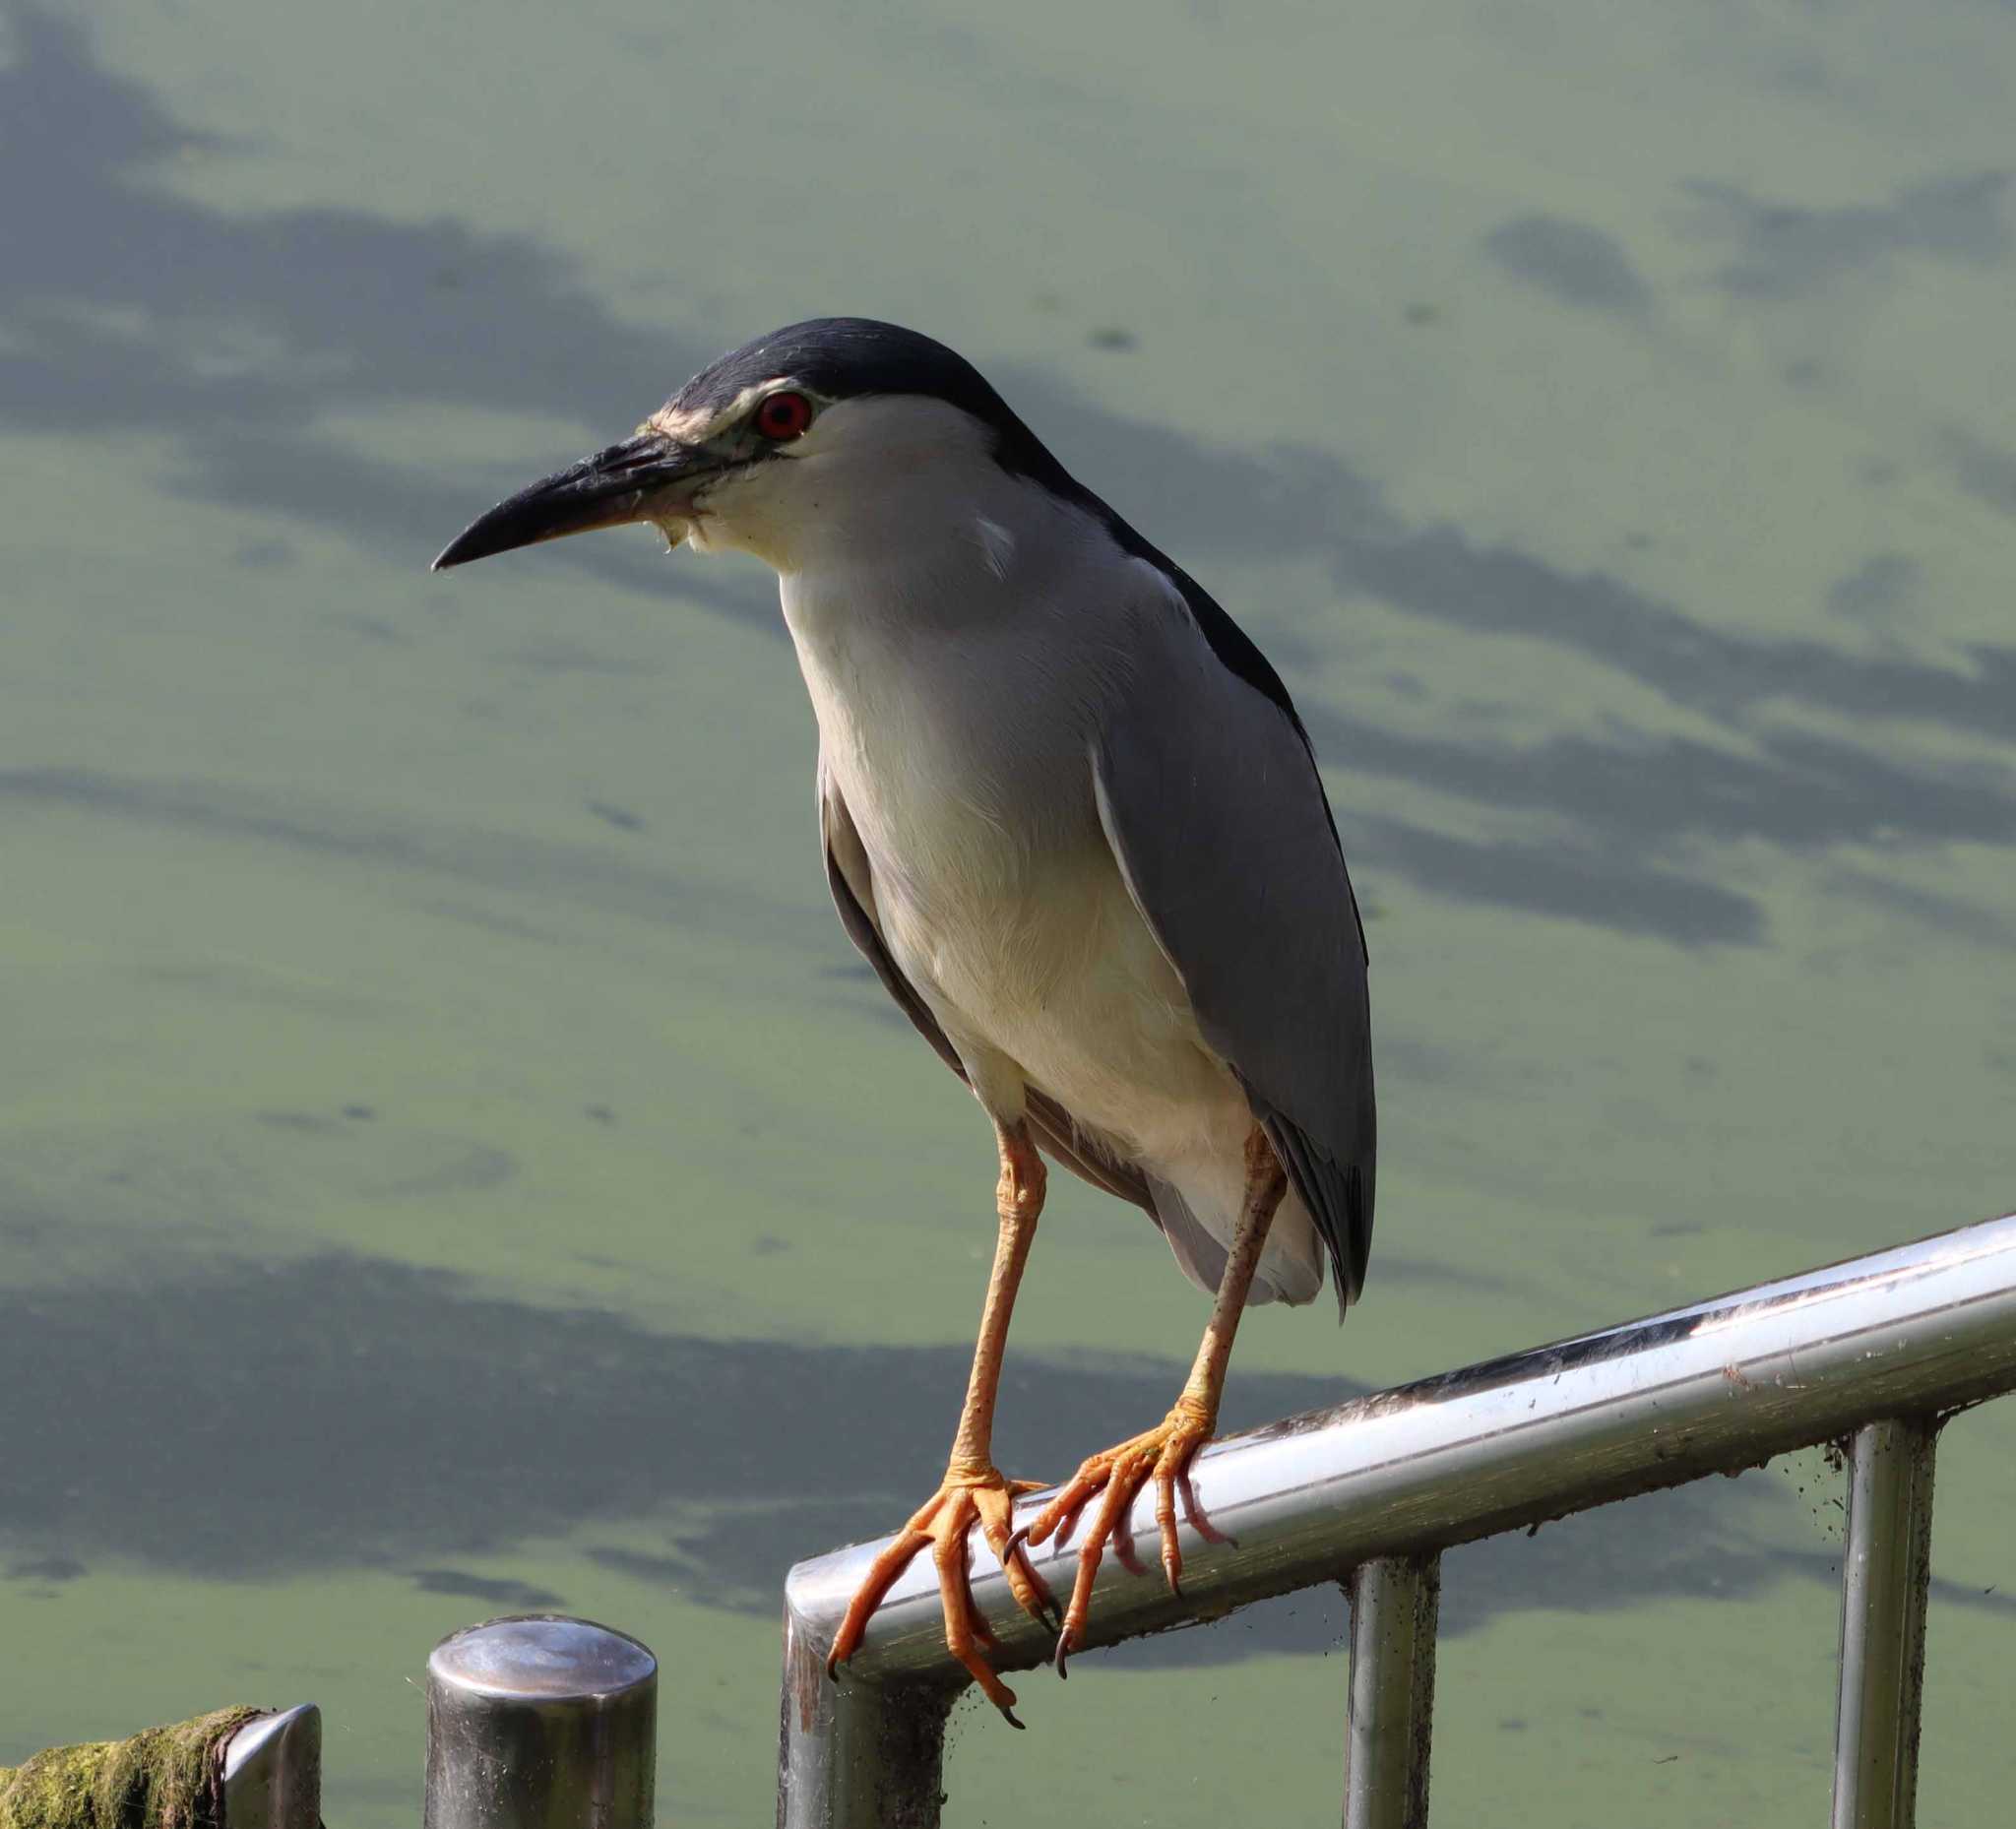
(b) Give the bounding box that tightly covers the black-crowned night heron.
[435,319,1376,1722]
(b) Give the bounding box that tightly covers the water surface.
[3,4,2012,1822]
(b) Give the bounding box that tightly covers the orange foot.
[1011,1398,1230,1672]
[826,1466,1058,1726]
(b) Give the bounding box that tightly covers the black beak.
[431,431,719,570]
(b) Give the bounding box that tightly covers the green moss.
[0,1708,265,1829]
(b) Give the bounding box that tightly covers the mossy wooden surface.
[0,1710,263,1829]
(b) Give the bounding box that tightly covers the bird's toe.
[827,1466,1058,1719]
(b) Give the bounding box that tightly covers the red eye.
[754,391,813,440]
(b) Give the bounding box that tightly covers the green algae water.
[2,3,2012,1822]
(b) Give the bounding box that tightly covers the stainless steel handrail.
[779,1210,2016,1828]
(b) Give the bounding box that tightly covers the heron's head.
[434,318,1072,576]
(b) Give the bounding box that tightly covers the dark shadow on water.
[1481,214,1653,314]
[6,6,2015,952]
[8,1247,1990,1668]
[0,1248,1361,1590]
[1946,427,2016,521]
[1827,553,1922,628]
[1354,812,1764,947]
[0,766,819,953]
[1681,169,2010,301]
[0,5,766,624]
[411,1567,565,1609]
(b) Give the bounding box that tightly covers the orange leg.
[825,1122,1058,1724]
[1015,1126,1287,1671]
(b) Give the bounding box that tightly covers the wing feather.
[1091,570,1377,1315]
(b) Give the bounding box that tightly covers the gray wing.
[818,770,1157,1213]
[1092,574,1376,1315]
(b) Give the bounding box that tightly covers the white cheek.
[679,473,799,565]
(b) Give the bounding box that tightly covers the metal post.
[425,1614,658,1829]
[220,1705,322,1829]
[1831,1419,1937,1829]
[1344,1555,1439,1829]
[776,1599,954,1829]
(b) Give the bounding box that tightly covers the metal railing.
[221,1705,323,1829]
[778,1211,2016,1828]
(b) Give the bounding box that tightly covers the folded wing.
[1090,566,1376,1314]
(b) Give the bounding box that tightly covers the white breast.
[782,565,1247,1171]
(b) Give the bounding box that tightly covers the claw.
[1028,1405,1220,1674]
[828,1468,1056,1721]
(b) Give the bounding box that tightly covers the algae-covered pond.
[3,3,2012,1822]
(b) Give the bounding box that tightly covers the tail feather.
[1261,1112,1373,1321]
[1145,1174,1324,1307]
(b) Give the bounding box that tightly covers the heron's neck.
[781,465,1086,638]
[781,478,1132,774]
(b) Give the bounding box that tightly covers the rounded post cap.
[428,1614,657,1701]
[424,1615,658,1829]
